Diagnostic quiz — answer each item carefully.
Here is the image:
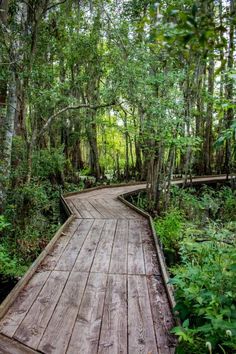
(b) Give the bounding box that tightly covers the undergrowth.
[0,145,85,279]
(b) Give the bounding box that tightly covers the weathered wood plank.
[13,271,69,349]
[109,219,128,274]
[0,271,50,338]
[71,199,93,218]
[39,219,81,271]
[78,199,103,218]
[55,219,94,271]
[98,274,127,354]
[0,333,39,354]
[128,275,158,354]
[128,220,145,275]
[65,199,82,218]
[141,220,160,275]
[91,219,117,273]
[100,198,127,217]
[38,271,89,354]
[73,219,105,272]
[67,272,107,354]
[91,199,118,218]
[147,275,176,353]
[105,198,138,219]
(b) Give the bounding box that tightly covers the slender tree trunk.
[216,0,226,173]
[164,145,176,209]
[0,71,17,210]
[204,58,214,174]
[124,114,129,180]
[87,112,101,179]
[224,0,235,177]
[129,134,134,173]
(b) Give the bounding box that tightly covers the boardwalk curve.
[0,176,229,353]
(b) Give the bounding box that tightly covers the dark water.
[0,275,18,304]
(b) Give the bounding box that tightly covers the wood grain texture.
[91,219,117,273]
[71,199,93,218]
[128,220,145,275]
[13,271,69,349]
[65,199,82,218]
[78,199,102,218]
[128,275,158,354]
[0,271,50,338]
[109,219,128,274]
[39,219,81,271]
[98,274,127,354]
[73,219,105,272]
[141,220,160,276]
[0,333,39,354]
[67,272,107,354]
[55,219,94,271]
[147,275,177,353]
[38,271,89,354]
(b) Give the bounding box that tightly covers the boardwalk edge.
[117,192,177,311]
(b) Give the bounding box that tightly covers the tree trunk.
[224,0,235,177]
[0,71,17,210]
[87,112,101,179]
[204,58,214,174]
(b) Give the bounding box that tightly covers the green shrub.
[0,215,11,232]
[0,244,27,277]
[4,181,61,263]
[32,147,66,180]
[171,239,236,353]
[217,187,236,221]
[154,208,185,252]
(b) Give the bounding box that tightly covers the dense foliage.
[153,185,236,353]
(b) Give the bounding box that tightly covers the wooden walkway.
[0,176,229,353]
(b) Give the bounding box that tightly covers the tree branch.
[35,101,116,142]
[44,0,67,13]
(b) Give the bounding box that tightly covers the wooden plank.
[0,333,39,354]
[106,198,138,219]
[0,215,74,321]
[39,219,81,271]
[65,199,82,218]
[55,219,94,271]
[67,272,107,354]
[91,219,117,273]
[128,220,145,275]
[38,271,89,354]
[91,199,117,218]
[13,271,69,349]
[109,219,128,274]
[141,220,160,275]
[128,275,158,354]
[100,198,127,218]
[73,219,105,272]
[71,199,93,218]
[147,275,176,353]
[98,274,127,354]
[0,271,50,338]
[78,198,102,219]
[87,199,109,218]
